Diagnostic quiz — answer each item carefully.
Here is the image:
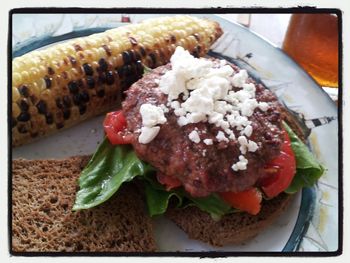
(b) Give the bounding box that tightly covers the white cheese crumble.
[238,135,259,154]
[231,69,248,87]
[258,102,269,111]
[138,126,160,144]
[203,138,213,145]
[231,155,248,171]
[247,140,259,152]
[188,130,201,143]
[241,124,253,137]
[140,104,167,127]
[138,104,167,144]
[216,131,229,143]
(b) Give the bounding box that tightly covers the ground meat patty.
[122,61,284,197]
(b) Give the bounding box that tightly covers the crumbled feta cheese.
[242,124,253,137]
[203,138,213,145]
[247,140,259,152]
[189,130,201,143]
[228,132,236,140]
[242,83,256,94]
[231,70,248,87]
[174,107,186,117]
[159,104,169,113]
[240,99,258,117]
[180,88,214,115]
[159,47,212,100]
[237,135,259,154]
[231,155,248,171]
[238,135,248,146]
[258,102,269,111]
[208,112,224,124]
[139,104,167,144]
[177,116,189,126]
[214,100,228,114]
[140,104,167,127]
[216,131,229,143]
[139,126,160,144]
[239,145,247,154]
[188,112,207,123]
[218,119,230,130]
[170,100,180,109]
[235,90,251,102]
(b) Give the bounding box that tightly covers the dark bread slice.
[166,193,292,247]
[12,156,157,252]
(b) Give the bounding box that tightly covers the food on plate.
[12,15,222,147]
[73,47,324,246]
[12,157,156,252]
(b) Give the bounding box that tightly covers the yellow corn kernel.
[13,73,22,86]
[36,78,46,92]
[13,87,20,102]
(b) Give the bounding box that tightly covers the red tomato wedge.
[260,130,296,198]
[103,111,133,145]
[157,172,182,191]
[219,188,262,215]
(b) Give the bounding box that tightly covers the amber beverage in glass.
[282,14,338,87]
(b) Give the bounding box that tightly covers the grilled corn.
[12,15,223,147]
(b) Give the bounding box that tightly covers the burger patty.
[122,62,284,197]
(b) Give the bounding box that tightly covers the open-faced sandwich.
[73,46,325,246]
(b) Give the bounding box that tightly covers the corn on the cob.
[12,15,223,147]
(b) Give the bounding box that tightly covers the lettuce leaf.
[283,122,325,194]
[72,138,153,210]
[142,174,233,219]
[144,182,183,216]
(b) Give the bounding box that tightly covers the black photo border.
[8,6,343,258]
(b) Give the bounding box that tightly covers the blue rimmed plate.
[12,13,339,252]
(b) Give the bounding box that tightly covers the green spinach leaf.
[73,138,152,210]
[142,173,232,219]
[283,122,325,194]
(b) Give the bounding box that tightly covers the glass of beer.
[282,14,339,88]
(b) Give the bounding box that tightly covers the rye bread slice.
[12,156,157,252]
[166,193,292,247]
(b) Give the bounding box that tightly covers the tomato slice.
[219,188,262,215]
[103,111,133,145]
[157,172,182,191]
[260,130,296,198]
